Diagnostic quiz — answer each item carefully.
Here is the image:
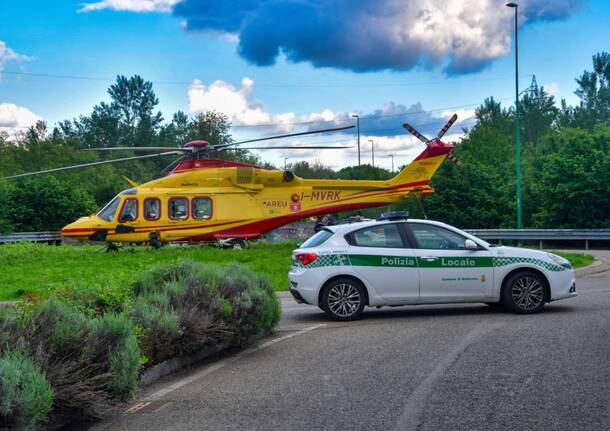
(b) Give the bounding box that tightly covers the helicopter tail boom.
[388,140,454,191]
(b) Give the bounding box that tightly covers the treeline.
[1,53,609,232]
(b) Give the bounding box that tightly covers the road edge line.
[143,323,327,402]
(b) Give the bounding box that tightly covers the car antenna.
[416,195,428,219]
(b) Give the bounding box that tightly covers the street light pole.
[368,139,374,167]
[351,114,360,166]
[507,2,523,229]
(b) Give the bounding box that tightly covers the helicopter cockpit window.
[118,198,138,223]
[97,196,121,222]
[144,198,161,221]
[192,197,212,220]
[169,197,189,220]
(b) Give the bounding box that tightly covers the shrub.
[0,300,140,419]
[0,349,53,430]
[130,260,281,365]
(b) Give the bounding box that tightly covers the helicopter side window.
[144,198,161,221]
[118,198,138,223]
[97,196,121,222]
[192,197,212,220]
[169,197,189,220]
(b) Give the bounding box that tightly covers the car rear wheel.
[320,278,365,321]
[501,271,547,314]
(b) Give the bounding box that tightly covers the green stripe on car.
[292,254,565,271]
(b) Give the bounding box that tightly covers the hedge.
[0,260,280,428]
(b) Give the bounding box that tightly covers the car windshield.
[300,229,333,248]
[97,196,121,222]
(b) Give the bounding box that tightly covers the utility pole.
[284,157,288,169]
[507,2,523,229]
[351,114,361,166]
[389,154,394,172]
[369,139,374,167]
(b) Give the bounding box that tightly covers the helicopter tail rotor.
[402,113,463,168]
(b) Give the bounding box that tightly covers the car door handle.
[421,256,438,261]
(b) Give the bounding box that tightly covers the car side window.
[408,223,469,250]
[169,197,189,220]
[350,224,405,248]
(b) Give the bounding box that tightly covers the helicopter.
[1,114,461,248]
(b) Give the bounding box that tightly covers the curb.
[575,259,609,277]
[139,342,232,386]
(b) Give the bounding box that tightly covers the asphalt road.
[90,252,610,431]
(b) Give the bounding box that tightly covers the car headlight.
[547,253,572,269]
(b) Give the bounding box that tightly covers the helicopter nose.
[60,219,97,240]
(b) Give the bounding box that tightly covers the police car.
[289,213,576,320]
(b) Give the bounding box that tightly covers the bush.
[130,260,281,365]
[0,349,53,430]
[0,260,280,425]
[0,300,140,419]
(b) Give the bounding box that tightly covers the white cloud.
[0,103,42,137]
[0,41,31,74]
[77,0,180,13]
[187,77,471,169]
[543,82,560,96]
[188,77,474,136]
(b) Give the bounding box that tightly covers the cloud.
[187,76,472,170]
[77,0,181,13]
[188,77,475,139]
[174,0,582,74]
[0,103,42,137]
[0,41,31,74]
[543,82,560,96]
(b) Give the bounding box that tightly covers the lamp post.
[351,114,361,166]
[389,154,394,173]
[368,139,374,167]
[507,2,523,229]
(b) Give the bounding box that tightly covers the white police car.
[289,213,576,320]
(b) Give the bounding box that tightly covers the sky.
[1,0,609,170]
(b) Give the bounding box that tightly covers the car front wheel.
[501,271,548,314]
[320,278,365,321]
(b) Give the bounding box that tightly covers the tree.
[520,83,558,148]
[108,75,163,147]
[571,52,610,128]
[530,125,610,228]
[291,160,336,179]
[2,176,97,232]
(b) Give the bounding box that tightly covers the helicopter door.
[118,198,138,224]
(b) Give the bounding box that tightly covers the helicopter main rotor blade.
[225,145,354,150]
[402,122,429,144]
[219,125,355,149]
[437,113,458,140]
[85,147,191,152]
[0,151,182,180]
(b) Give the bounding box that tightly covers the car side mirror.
[464,239,478,250]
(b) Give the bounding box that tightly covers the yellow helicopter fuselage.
[60,143,452,244]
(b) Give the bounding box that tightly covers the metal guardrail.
[464,229,610,249]
[1,228,609,249]
[0,231,62,244]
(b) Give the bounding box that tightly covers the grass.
[0,242,298,301]
[0,243,596,301]
[552,251,595,268]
